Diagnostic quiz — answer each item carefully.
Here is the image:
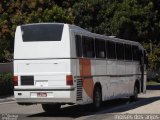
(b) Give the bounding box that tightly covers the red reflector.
[66,75,73,86]
[13,76,18,86]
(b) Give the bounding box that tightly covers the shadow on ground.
[27,85,160,119]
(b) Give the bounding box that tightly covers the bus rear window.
[21,24,64,42]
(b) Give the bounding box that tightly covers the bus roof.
[19,23,144,49]
[67,23,144,50]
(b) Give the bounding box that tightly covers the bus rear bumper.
[14,87,75,104]
[15,98,73,104]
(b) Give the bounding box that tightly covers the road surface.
[0,85,159,120]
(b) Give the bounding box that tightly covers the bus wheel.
[93,86,102,111]
[42,104,61,114]
[130,85,138,101]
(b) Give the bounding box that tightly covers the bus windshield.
[21,24,64,42]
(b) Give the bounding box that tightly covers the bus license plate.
[37,92,47,97]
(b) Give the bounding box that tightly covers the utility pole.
[150,40,152,55]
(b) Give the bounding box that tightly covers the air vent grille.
[76,79,83,101]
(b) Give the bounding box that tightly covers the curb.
[0,96,15,103]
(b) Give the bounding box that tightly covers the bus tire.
[42,104,61,114]
[92,86,102,111]
[130,85,138,101]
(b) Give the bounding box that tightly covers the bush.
[155,75,160,83]
[0,73,13,96]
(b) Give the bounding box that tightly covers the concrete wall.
[0,62,13,73]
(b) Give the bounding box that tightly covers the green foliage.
[0,0,74,62]
[111,0,153,41]
[143,43,160,71]
[0,73,13,96]
[147,80,160,85]
[73,0,157,42]
[73,0,112,33]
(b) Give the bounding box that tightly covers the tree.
[0,0,74,62]
[143,43,160,71]
[73,0,155,42]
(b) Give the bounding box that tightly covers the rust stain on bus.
[79,59,94,98]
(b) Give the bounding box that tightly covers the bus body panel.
[14,24,77,104]
[14,24,71,59]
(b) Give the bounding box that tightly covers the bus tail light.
[66,75,73,86]
[13,76,18,86]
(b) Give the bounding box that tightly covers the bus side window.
[106,41,116,59]
[95,38,106,58]
[132,45,139,61]
[125,44,132,60]
[116,43,124,60]
[82,36,95,58]
[75,35,82,57]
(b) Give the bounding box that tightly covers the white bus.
[13,23,147,112]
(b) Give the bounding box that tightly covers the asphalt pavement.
[0,85,159,120]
